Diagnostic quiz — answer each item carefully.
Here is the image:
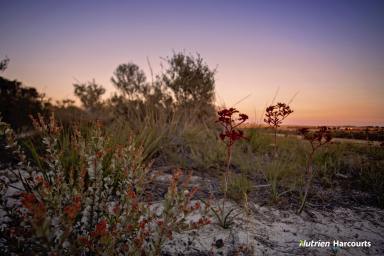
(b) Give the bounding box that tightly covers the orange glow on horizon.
[2,1,383,126]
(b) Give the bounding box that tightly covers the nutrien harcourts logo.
[299,240,371,248]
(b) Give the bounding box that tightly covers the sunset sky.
[1,0,383,126]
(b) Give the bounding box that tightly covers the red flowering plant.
[297,126,332,214]
[151,169,211,254]
[0,114,210,255]
[264,102,293,155]
[215,107,248,228]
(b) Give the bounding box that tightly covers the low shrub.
[0,115,210,255]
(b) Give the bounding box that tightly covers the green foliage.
[1,115,210,255]
[109,52,216,121]
[162,52,216,118]
[210,206,240,229]
[263,151,303,202]
[107,109,173,164]
[313,144,347,188]
[247,128,273,154]
[358,159,384,207]
[227,173,253,202]
[187,130,225,169]
[162,52,215,105]
[164,122,225,170]
[331,127,384,142]
[330,143,384,207]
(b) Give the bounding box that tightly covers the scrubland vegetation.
[1,54,383,255]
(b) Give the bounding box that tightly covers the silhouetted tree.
[0,57,9,72]
[110,62,172,119]
[111,63,147,99]
[162,52,216,108]
[110,53,216,121]
[73,79,105,112]
[55,98,75,108]
[0,76,46,130]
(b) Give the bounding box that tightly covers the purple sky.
[1,0,384,125]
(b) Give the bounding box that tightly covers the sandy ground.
[163,201,384,256]
[156,173,384,256]
[1,170,383,255]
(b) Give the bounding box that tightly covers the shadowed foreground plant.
[264,102,293,155]
[0,115,210,255]
[297,126,332,214]
[214,107,248,228]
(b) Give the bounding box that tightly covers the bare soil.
[154,171,384,256]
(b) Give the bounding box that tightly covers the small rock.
[215,239,224,248]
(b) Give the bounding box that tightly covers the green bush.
[247,128,273,154]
